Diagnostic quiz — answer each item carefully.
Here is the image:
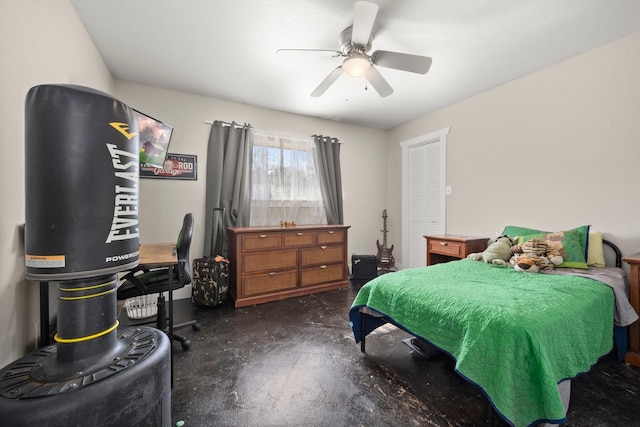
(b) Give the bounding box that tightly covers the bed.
[349,229,638,427]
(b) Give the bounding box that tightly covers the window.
[249,130,327,226]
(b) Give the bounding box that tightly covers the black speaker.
[351,255,378,280]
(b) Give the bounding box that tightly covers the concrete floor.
[149,283,640,427]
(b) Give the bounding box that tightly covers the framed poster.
[140,153,197,180]
[134,110,173,168]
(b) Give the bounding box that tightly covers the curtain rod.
[312,134,343,143]
[204,120,249,129]
[205,121,342,143]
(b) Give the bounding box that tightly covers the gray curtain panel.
[313,135,343,224]
[203,121,252,257]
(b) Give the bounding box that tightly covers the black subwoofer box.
[351,254,378,280]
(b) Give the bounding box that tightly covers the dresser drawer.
[300,264,345,287]
[300,245,344,267]
[241,232,281,251]
[242,249,297,273]
[242,270,298,296]
[282,231,315,248]
[317,229,345,245]
[428,239,464,257]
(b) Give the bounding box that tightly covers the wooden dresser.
[227,225,350,308]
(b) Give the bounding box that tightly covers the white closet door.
[401,128,448,269]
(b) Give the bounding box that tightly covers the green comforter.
[349,260,614,427]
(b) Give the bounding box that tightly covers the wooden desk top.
[139,242,177,267]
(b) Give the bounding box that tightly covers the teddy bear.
[509,238,563,272]
[467,235,517,265]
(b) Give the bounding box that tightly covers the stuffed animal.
[467,235,517,265]
[510,238,563,272]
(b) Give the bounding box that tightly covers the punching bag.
[25,84,140,280]
[0,85,171,426]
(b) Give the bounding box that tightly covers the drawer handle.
[327,231,335,234]
[296,232,303,236]
[268,272,277,276]
[320,265,327,269]
[259,234,267,238]
[320,245,327,250]
[439,242,448,246]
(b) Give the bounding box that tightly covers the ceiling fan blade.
[311,66,344,97]
[277,48,342,57]
[365,66,393,97]
[351,1,378,46]
[372,50,433,74]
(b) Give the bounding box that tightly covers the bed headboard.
[602,239,622,268]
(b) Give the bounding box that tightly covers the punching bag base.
[0,327,170,427]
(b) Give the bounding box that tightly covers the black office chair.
[118,213,200,350]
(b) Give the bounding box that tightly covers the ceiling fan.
[277,1,432,97]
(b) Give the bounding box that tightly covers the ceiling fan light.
[342,54,371,77]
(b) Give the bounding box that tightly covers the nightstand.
[623,252,640,368]
[424,235,489,266]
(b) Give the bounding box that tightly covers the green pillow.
[517,230,588,269]
[502,225,590,259]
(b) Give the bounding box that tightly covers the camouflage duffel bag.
[191,256,229,307]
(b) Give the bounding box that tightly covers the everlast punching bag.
[0,85,171,426]
[24,84,140,280]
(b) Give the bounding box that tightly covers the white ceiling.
[70,0,640,130]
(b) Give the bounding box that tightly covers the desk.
[137,242,178,384]
[139,242,177,267]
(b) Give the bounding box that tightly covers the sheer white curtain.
[249,129,327,226]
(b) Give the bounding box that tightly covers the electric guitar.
[376,209,395,269]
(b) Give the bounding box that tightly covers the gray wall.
[388,31,640,262]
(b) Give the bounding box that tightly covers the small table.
[623,252,640,367]
[424,234,489,266]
